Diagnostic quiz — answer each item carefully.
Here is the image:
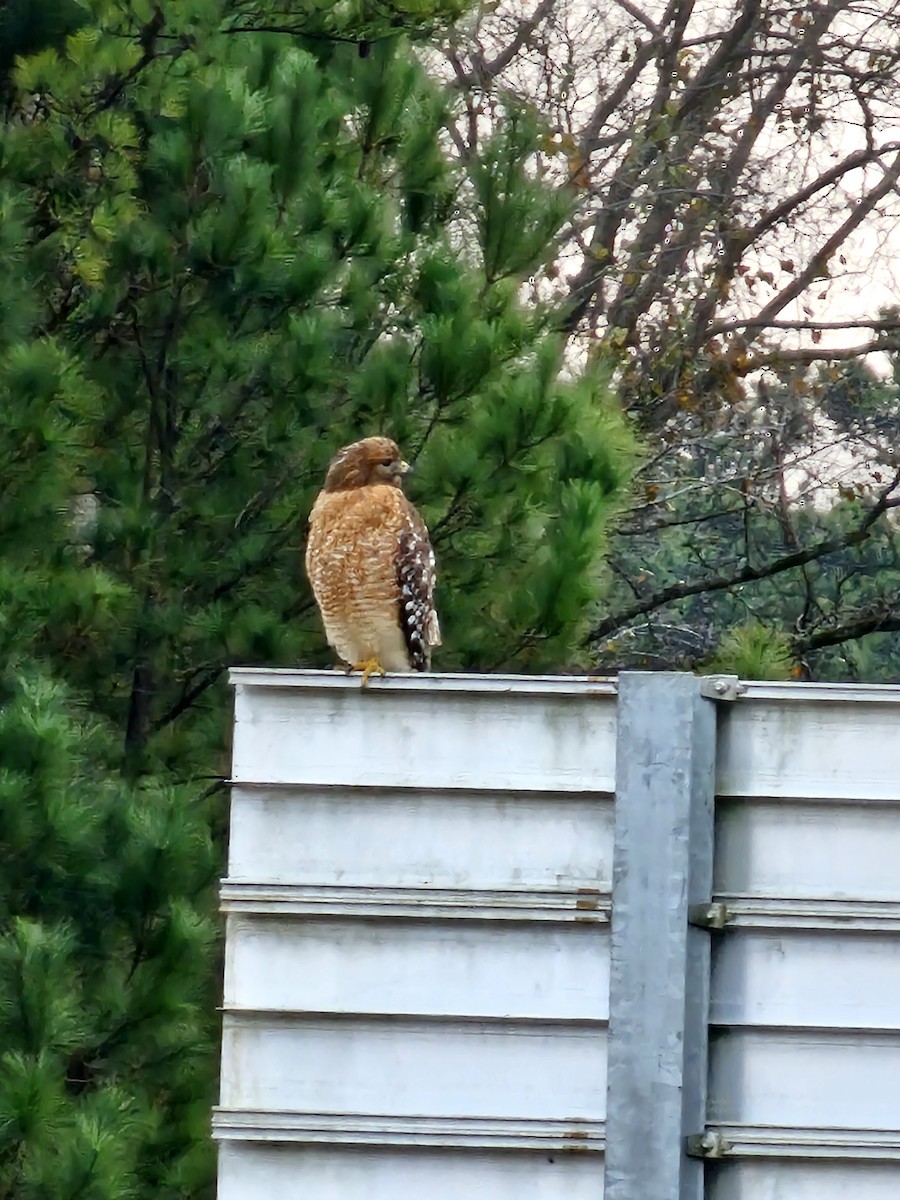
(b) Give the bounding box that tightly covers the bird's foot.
[349,658,387,688]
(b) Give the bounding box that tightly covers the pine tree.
[0,2,634,1194]
[2,1,633,769]
[0,670,219,1198]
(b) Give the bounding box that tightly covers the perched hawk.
[306,436,441,684]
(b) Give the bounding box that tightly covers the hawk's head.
[323,437,412,492]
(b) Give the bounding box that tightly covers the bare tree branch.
[746,337,900,369]
[796,608,900,653]
[749,149,900,330]
[590,472,900,644]
[448,0,559,89]
[442,0,900,673]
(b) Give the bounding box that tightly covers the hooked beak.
[399,459,413,475]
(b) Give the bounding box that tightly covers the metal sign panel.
[707,684,900,1199]
[217,1142,605,1200]
[217,670,616,1197]
[230,669,618,792]
[218,671,900,1200]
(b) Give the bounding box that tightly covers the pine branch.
[151,665,224,735]
[90,7,167,114]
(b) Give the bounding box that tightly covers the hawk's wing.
[395,504,441,671]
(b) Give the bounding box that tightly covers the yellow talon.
[350,657,387,688]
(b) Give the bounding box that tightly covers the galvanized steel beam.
[604,673,718,1200]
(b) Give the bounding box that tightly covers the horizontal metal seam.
[691,1123,900,1160]
[220,1008,609,1029]
[211,1108,607,1150]
[219,884,612,923]
[230,667,618,696]
[704,896,900,931]
[228,779,616,798]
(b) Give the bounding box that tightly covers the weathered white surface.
[707,686,900,1198]
[220,671,900,1200]
[708,1030,900,1128]
[708,1161,900,1200]
[230,671,617,792]
[219,1014,606,1119]
[218,672,614,1198]
[223,916,609,1020]
[714,798,900,900]
[217,1143,604,1200]
[717,691,900,800]
[227,787,613,893]
[711,929,900,1029]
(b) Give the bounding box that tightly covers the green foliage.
[0,0,85,81]
[599,347,900,681]
[0,671,218,1198]
[1,0,632,770]
[471,110,572,282]
[703,622,795,681]
[0,1,634,1194]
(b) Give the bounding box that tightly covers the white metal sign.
[217,670,616,1200]
[216,669,900,1200]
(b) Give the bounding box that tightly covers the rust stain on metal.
[562,1127,592,1151]
[574,887,603,923]
[575,888,600,911]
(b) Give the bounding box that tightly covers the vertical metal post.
[604,673,717,1200]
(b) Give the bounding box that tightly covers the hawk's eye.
[380,458,395,467]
